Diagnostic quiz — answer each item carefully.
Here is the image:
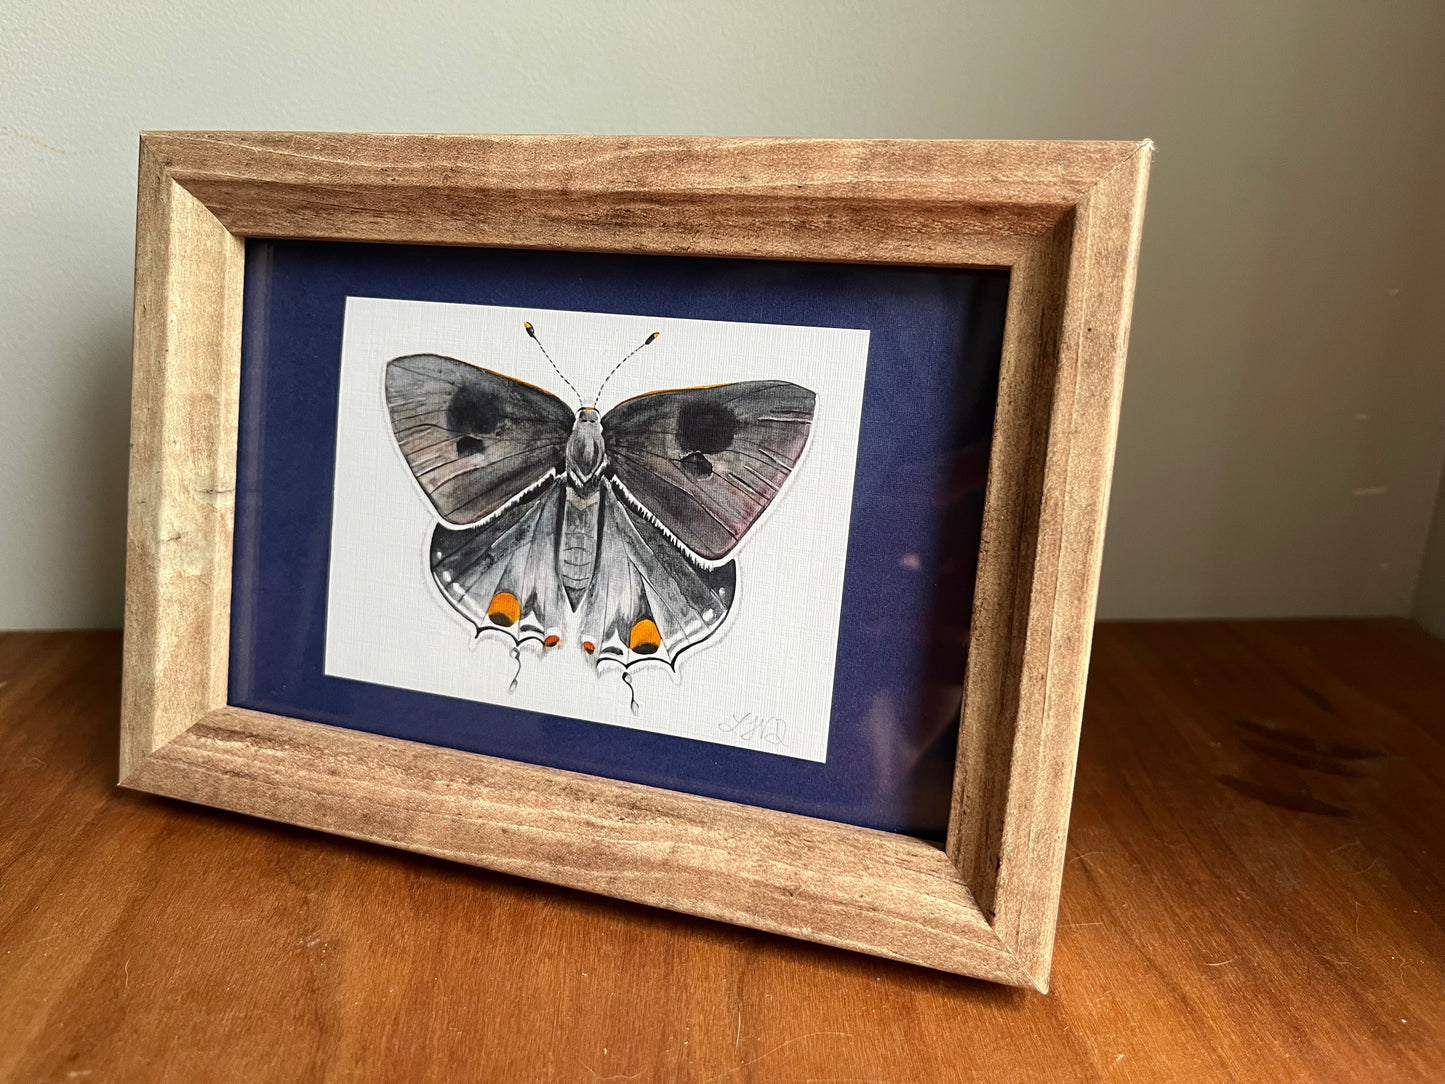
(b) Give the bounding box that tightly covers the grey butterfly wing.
[428,481,570,648]
[602,381,816,561]
[579,481,736,669]
[386,353,574,526]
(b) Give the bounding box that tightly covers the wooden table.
[3,621,1443,1081]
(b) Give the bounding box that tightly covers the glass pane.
[230,240,1008,839]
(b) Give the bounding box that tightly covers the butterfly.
[383,321,817,707]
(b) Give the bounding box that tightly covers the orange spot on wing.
[544,634,560,648]
[582,640,596,655]
[487,592,520,627]
[629,618,662,655]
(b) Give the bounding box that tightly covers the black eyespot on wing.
[385,354,573,527]
[677,401,737,453]
[679,451,713,478]
[446,385,504,437]
[603,380,815,561]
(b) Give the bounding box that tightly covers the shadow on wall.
[62,316,131,627]
[1414,480,1445,640]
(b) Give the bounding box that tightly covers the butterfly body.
[384,332,816,692]
[560,407,607,605]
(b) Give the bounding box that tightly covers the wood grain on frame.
[140,133,1144,269]
[120,133,1152,989]
[121,147,243,779]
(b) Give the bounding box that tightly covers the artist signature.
[720,711,788,746]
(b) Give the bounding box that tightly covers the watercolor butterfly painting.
[325,298,868,760]
[382,322,817,710]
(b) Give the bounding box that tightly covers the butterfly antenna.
[593,331,661,406]
[524,321,583,407]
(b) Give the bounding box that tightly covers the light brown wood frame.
[119,133,1151,991]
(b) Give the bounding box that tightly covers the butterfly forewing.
[602,381,817,561]
[385,354,574,526]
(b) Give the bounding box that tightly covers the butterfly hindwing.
[386,353,575,527]
[579,481,737,669]
[429,481,569,647]
[602,380,816,561]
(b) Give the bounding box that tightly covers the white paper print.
[324,298,869,762]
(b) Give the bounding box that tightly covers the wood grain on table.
[2,621,1443,1082]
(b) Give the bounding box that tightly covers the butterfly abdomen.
[560,485,600,608]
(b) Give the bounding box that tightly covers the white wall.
[3,1,1444,628]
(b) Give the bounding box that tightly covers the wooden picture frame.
[120,133,1151,990]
